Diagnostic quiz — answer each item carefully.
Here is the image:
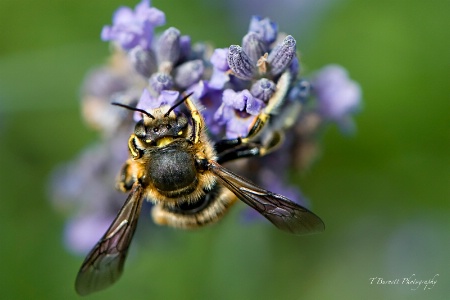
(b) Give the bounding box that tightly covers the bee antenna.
[164,92,194,117]
[111,102,155,119]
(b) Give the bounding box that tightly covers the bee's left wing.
[75,183,144,296]
[207,160,325,235]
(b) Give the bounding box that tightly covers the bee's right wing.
[207,160,325,235]
[75,183,144,296]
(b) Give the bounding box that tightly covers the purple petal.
[159,90,180,106]
[186,80,208,99]
[211,48,229,71]
[225,115,255,139]
[135,88,155,120]
[214,102,235,124]
[135,1,166,26]
[208,68,230,90]
[113,7,135,25]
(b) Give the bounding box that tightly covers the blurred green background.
[0,0,448,299]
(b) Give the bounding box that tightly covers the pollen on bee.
[178,131,183,135]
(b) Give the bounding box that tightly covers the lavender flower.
[49,1,362,255]
[312,64,362,131]
[211,17,300,138]
[101,0,165,50]
[134,89,179,121]
[214,89,265,138]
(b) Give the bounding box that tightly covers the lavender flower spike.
[227,45,256,80]
[267,35,296,76]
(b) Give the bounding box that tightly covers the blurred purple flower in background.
[49,0,361,254]
[312,65,362,132]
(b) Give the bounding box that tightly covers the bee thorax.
[148,146,197,194]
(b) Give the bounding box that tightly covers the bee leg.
[217,131,283,164]
[116,159,135,192]
[128,134,143,159]
[216,69,292,154]
[244,70,292,143]
[183,96,204,144]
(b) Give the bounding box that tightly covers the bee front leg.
[216,131,283,164]
[183,96,204,144]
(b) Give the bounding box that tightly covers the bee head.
[133,113,189,145]
[112,93,193,145]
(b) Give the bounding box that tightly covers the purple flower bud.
[289,56,300,78]
[179,35,192,61]
[128,46,157,77]
[227,45,255,80]
[288,79,311,103]
[268,35,296,76]
[149,72,173,93]
[174,60,204,88]
[248,16,278,45]
[313,65,362,123]
[156,27,181,68]
[250,78,276,102]
[242,32,268,64]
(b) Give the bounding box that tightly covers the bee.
[75,71,324,295]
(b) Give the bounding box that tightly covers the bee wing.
[207,160,325,235]
[75,183,145,296]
